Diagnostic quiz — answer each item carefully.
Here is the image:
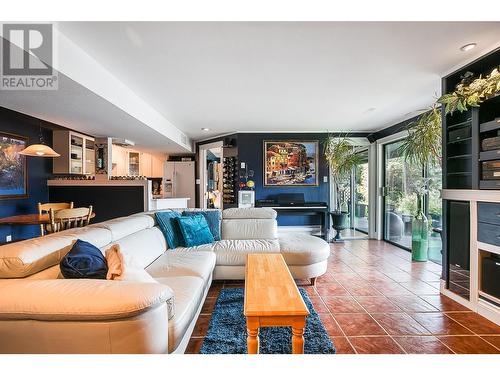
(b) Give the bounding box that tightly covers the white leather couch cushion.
[94,214,155,241]
[278,233,331,265]
[222,207,277,219]
[102,227,166,269]
[154,276,205,353]
[0,226,112,279]
[222,219,277,240]
[146,251,216,283]
[0,304,169,354]
[172,243,215,253]
[213,239,280,266]
[25,265,62,280]
[60,225,113,247]
[0,279,173,321]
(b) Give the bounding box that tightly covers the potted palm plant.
[324,134,362,242]
[398,104,442,261]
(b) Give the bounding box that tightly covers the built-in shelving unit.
[441,47,500,326]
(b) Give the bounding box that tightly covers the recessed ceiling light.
[201,127,210,131]
[460,43,477,52]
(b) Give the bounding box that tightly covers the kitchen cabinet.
[52,130,95,175]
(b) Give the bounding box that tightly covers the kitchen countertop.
[48,179,149,186]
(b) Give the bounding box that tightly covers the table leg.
[292,319,306,354]
[247,318,260,354]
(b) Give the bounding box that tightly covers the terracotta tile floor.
[186,240,500,354]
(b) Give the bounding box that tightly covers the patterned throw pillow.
[182,210,221,240]
[176,215,215,247]
[155,211,185,249]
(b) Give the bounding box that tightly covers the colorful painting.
[0,132,28,199]
[264,140,318,186]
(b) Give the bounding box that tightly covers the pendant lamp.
[19,121,60,157]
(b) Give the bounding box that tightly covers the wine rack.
[223,156,238,206]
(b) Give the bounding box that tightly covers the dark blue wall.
[237,133,330,226]
[0,107,53,243]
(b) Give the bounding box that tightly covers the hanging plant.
[438,66,500,115]
[398,104,442,167]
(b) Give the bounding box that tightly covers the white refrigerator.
[164,161,195,208]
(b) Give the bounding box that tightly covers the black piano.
[256,193,329,240]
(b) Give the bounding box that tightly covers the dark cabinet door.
[448,201,470,270]
[446,200,471,300]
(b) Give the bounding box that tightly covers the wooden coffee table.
[244,253,310,354]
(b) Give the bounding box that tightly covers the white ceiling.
[56,22,500,140]
[2,22,500,152]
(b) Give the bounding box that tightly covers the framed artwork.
[0,132,28,199]
[264,140,319,186]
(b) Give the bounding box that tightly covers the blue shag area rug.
[199,288,336,354]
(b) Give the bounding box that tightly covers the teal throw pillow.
[176,215,215,247]
[182,210,221,240]
[155,211,184,249]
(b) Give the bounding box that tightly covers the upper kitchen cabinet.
[111,144,165,177]
[151,154,165,177]
[140,153,152,177]
[52,130,95,175]
[127,151,141,176]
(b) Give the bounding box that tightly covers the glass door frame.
[379,136,442,252]
[352,148,370,235]
[329,146,370,240]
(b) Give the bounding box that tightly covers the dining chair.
[48,206,93,234]
[38,202,74,236]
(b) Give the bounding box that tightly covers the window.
[383,140,442,264]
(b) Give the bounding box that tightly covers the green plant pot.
[411,197,428,262]
[330,211,349,242]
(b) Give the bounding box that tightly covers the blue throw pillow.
[176,215,215,247]
[60,239,108,279]
[182,210,221,241]
[155,211,185,248]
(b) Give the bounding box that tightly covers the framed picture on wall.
[0,132,28,199]
[264,140,319,186]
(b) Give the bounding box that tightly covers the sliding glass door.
[427,161,443,264]
[382,139,442,263]
[334,149,369,239]
[383,141,420,248]
[353,150,369,234]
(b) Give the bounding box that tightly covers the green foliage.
[428,194,442,217]
[324,133,363,210]
[399,105,442,168]
[400,194,417,216]
[437,66,500,115]
[324,134,363,183]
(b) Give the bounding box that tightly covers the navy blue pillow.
[182,210,221,241]
[155,211,185,248]
[176,215,215,247]
[60,239,108,279]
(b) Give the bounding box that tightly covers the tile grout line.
[320,247,359,353]
[327,246,408,354]
[441,312,500,352]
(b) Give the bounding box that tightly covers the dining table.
[0,212,96,228]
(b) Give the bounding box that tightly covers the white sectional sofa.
[0,207,330,354]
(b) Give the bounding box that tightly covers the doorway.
[198,141,223,209]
